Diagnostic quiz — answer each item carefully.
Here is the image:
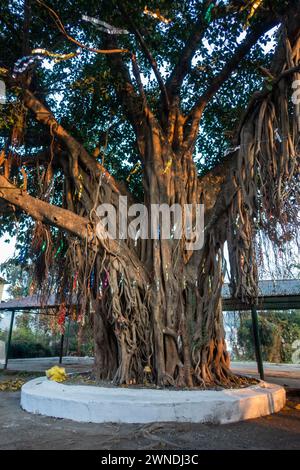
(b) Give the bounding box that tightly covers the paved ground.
[231,362,300,389]
[1,356,94,374]
[0,368,300,450]
[0,386,299,450]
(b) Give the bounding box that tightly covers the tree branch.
[184,15,279,150]
[36,0,128,55]
[165,11,208,102]
[164,0,235,102]
[0,174,90,240]
[0,174,149,283]
[117,3,169,110]
[103,34,157,147]
[2,72,123,196]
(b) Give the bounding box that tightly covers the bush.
[5,326,53,359]
[9,340,51,359]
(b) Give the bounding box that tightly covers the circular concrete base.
[21,377,286,424]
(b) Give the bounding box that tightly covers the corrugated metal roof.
[0,280,299,311]
[222,279,300,299]
[222,279,300,311]
[0,294,60,311]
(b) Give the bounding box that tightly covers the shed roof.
[0,294,60,311]
[222,279,300,311]
[0,279,299,312]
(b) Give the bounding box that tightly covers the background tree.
[237,310,300,363]
[0,258,31,299]
[0,0,299,387]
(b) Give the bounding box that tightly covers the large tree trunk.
[90,120,237,387]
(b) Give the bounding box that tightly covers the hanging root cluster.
[227,33,300,303]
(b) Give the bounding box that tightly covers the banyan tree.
[0,0,299,387]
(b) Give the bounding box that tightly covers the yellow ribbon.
[161,158,172,175]
[143,6,171,24]
[240,0,264,29]
[32,48,80,63]
[77,173,84,200]
[126,162,141,182]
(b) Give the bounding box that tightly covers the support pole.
[65,316,71,357]
[59,333,64,364]
[4,310,15,370]
[251,306,264,380]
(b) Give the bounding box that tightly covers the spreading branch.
[0,174,91,240]
[118,3,169,110]
[165,9,209,102]
[0,174,149,283]
[2,72,123,196]
[103,34,158,144]
[184,15,279,149]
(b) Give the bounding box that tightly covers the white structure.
[0,277,6,301]
[21,377,285,424]
[0,340,5,365]
[0,278,7,365]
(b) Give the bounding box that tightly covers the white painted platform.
[20,377,286,424]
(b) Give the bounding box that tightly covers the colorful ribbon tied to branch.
[204,3,215,24]
[161,158,172,175]
[32,48,81,63]
[41,241,47,253]
[102,269,109,289]
[77,174,84,200]
[54,240,64,258]
[240,0,264,29]
[12,54,44,77]
[73,271,78,290]
[57,302,66,333]
[82,15,129,35]
[143,6,171,24]
[126,161,141,182]
[12,48,80,77]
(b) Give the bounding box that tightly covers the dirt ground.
[0,371,299,450]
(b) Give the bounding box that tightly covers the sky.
[0,235,16,329]
[0,234,16,301]
[0,234,16,265]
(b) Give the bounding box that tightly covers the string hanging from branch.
[35,0,129,55]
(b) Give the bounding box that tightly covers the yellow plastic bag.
[46,366,67,383]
